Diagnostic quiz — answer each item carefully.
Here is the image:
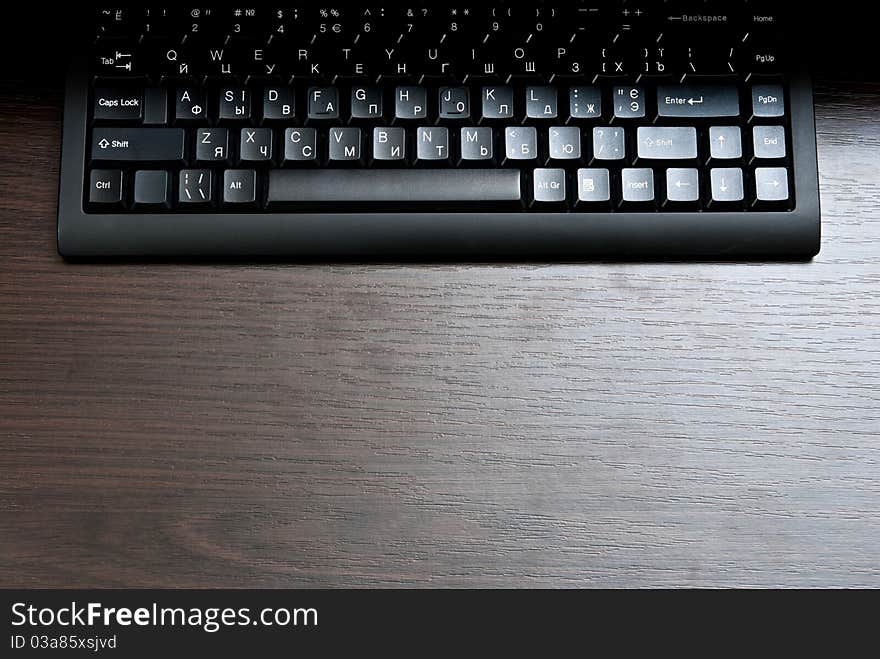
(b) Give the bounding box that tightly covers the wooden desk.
[1,77,878,588]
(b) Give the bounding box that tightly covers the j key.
[219,88,251,121]
[709,126,743,160]
[268,170,522,204]
[133,170,170,208]
[196,128,230,164]
[351,87,384,120]
[666,168,700,203]
[439,87,470,119]
[576,169,611,203]
[753,126,786,159]
[621,168,655,203]
[263,87,295,121]
[710,168,745,202]
[223,170,258,205]
[636,127,697,160]
[283,128,317,163]
[482,86,514,120]
[93,88,143,122]
[592,127,625,161]
[89,169,123,205]
[91,128,185,162]
[176,88,207,122]
[570,87,602,120]
[533,168,566,204]
[395,87,428,120]
[240,128,273,162]
[329,127,362,162]
[752,85,785,118]
[416,127,450,161]
[373,127,406,161]
[526,87,557,119]
[308,88,339,120]
[460,127,493,162]
[657,85,740,118]
[505,127,537,161]
[549,127,581,160]
[613,86,645,119]
[179,169,212,204]
[754,167,790,202]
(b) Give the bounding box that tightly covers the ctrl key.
[89,169,123,206]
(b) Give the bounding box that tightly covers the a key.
[133,170,170,208]
[223,169,258,205]
[569,87,602,120]
[263,87,295,121]
[179,169,212,204]
[753,126,786,159]
[592,127,625,161]
[142,88,168,125]
[283,128,317,163]
[439,87,470,119]
[372,127,406,161]
[308,87,339,120]
[89,169,123,205]
[175,87,207,121]
[637,127,698,160]
[482,86,514,120]
[460,127,493,162]
[526,87,557,119]
[709,126,743,160]
[416,127,450,161]
[329,127,362,162]
[613,86,645,119]
[504,127,537,161]
[533,168,567,203]
[196,128,230,164]
[548,127,581,160]
[656,85,739,118]
[665,168,700,203]
[395,87,428,120]
[219,88,251,121]
[710,168,744,202]
[91,128,185,162]
[351,87,384,119]
[576,169,611,203]
[621,168,655,203]
[754,167,790,202]
[752,85,785,118]
[93,88,143,122]
[240,128,273,162]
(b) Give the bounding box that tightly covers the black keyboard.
[58,3,820,258]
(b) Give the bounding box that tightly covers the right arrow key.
[755,167,790,202]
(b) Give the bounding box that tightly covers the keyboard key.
[329,127,362,162]
[709,126,743,160]
[176,87,207,121]
[240,128,273,162]
[636,127,697,160]
[263,87,295,121]
[219,88,251,121]
[613,86,645,119]
[89,169,123,205]
[133,170,170,208]
[283,128,317,162]
[656,85,739,118]
[91,128,185,162]
[460,127,494,161]
[621,168,655,203]
[396,87,428,120]
[417,127,450,161]
[93,88,143,122]
[439,87,470,119]
[351,87,384,119]
[549,127,581,160]
[576,169,611,203]
[754,167,790,202]
[373,127,406,161]
[505,127,537,161]
[752,85,785,118]
[666,168,700,203]
[179,169,212,204]
[267,170,521,204]
[481,86,514,120]
[526,87,557,119]
[592,127,624,161]
[142,88,168,125]
[533,169,566,203]
[196,128,229,164]
[308,87,339,120]
[753,126,786,159]
[223,170,257,205]
[569,87,602,119]
[710,168,744,202]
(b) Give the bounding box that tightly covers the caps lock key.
[93,88,143,122]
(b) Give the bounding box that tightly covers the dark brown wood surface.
[1,78,878,588]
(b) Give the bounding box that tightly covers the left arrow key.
[91,128,185,162]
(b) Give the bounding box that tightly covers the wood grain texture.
[0,78,878,588]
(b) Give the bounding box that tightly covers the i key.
[219,88,251,122]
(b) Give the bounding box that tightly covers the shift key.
[657,85,740,118]
[91,128,185,162]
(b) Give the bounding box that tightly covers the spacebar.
[267,169,521,204]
